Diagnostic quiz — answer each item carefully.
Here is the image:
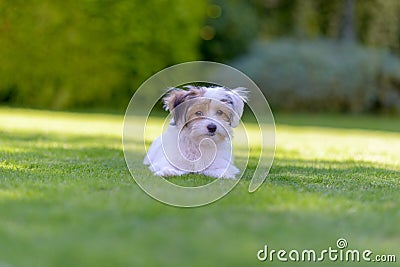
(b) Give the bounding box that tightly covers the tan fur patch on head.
[186,99,231,124]
[186,99,211,123]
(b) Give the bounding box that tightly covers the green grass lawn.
[0,107,399,267]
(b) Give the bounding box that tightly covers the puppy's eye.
[216,110,223,116]
[195,111,203,116]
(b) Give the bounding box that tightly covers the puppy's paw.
[221,172,238,179]
[224,165,240,179]
[154,167,185,177]
[202,168,238,180]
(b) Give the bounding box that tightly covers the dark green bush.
[0,1,206,109]
[232,39,400,113]
[200,0,259,62]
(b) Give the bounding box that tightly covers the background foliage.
[233,39,400,113]
[0,0,206,109]
[200,0,259,62]
[1,0,400,112]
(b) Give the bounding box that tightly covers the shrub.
[0,1,206,109]
[200,0,259,62]
[232,39,400,113]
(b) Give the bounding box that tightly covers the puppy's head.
[163,86,248,141]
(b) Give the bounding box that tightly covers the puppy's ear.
[163,88,187,125]
[163,88,187,112]
[229,87,248,128]
[163,86,205,125]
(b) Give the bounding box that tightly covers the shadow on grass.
[0,131,132,187]
[263,157,400,204]
[2,131,399,206]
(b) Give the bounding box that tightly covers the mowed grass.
[0,107,399,267]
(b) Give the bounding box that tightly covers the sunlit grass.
[0,107,399,267]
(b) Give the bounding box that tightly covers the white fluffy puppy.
[144,86,247,179]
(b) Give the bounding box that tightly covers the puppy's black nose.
[207,123,217,133]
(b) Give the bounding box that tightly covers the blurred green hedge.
[200,0,259,62]
[232,39,400,113]
[0,1,206,109]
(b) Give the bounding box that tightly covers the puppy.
[143,86,247,179]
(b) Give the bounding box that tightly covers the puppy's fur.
[144,86,247,179]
